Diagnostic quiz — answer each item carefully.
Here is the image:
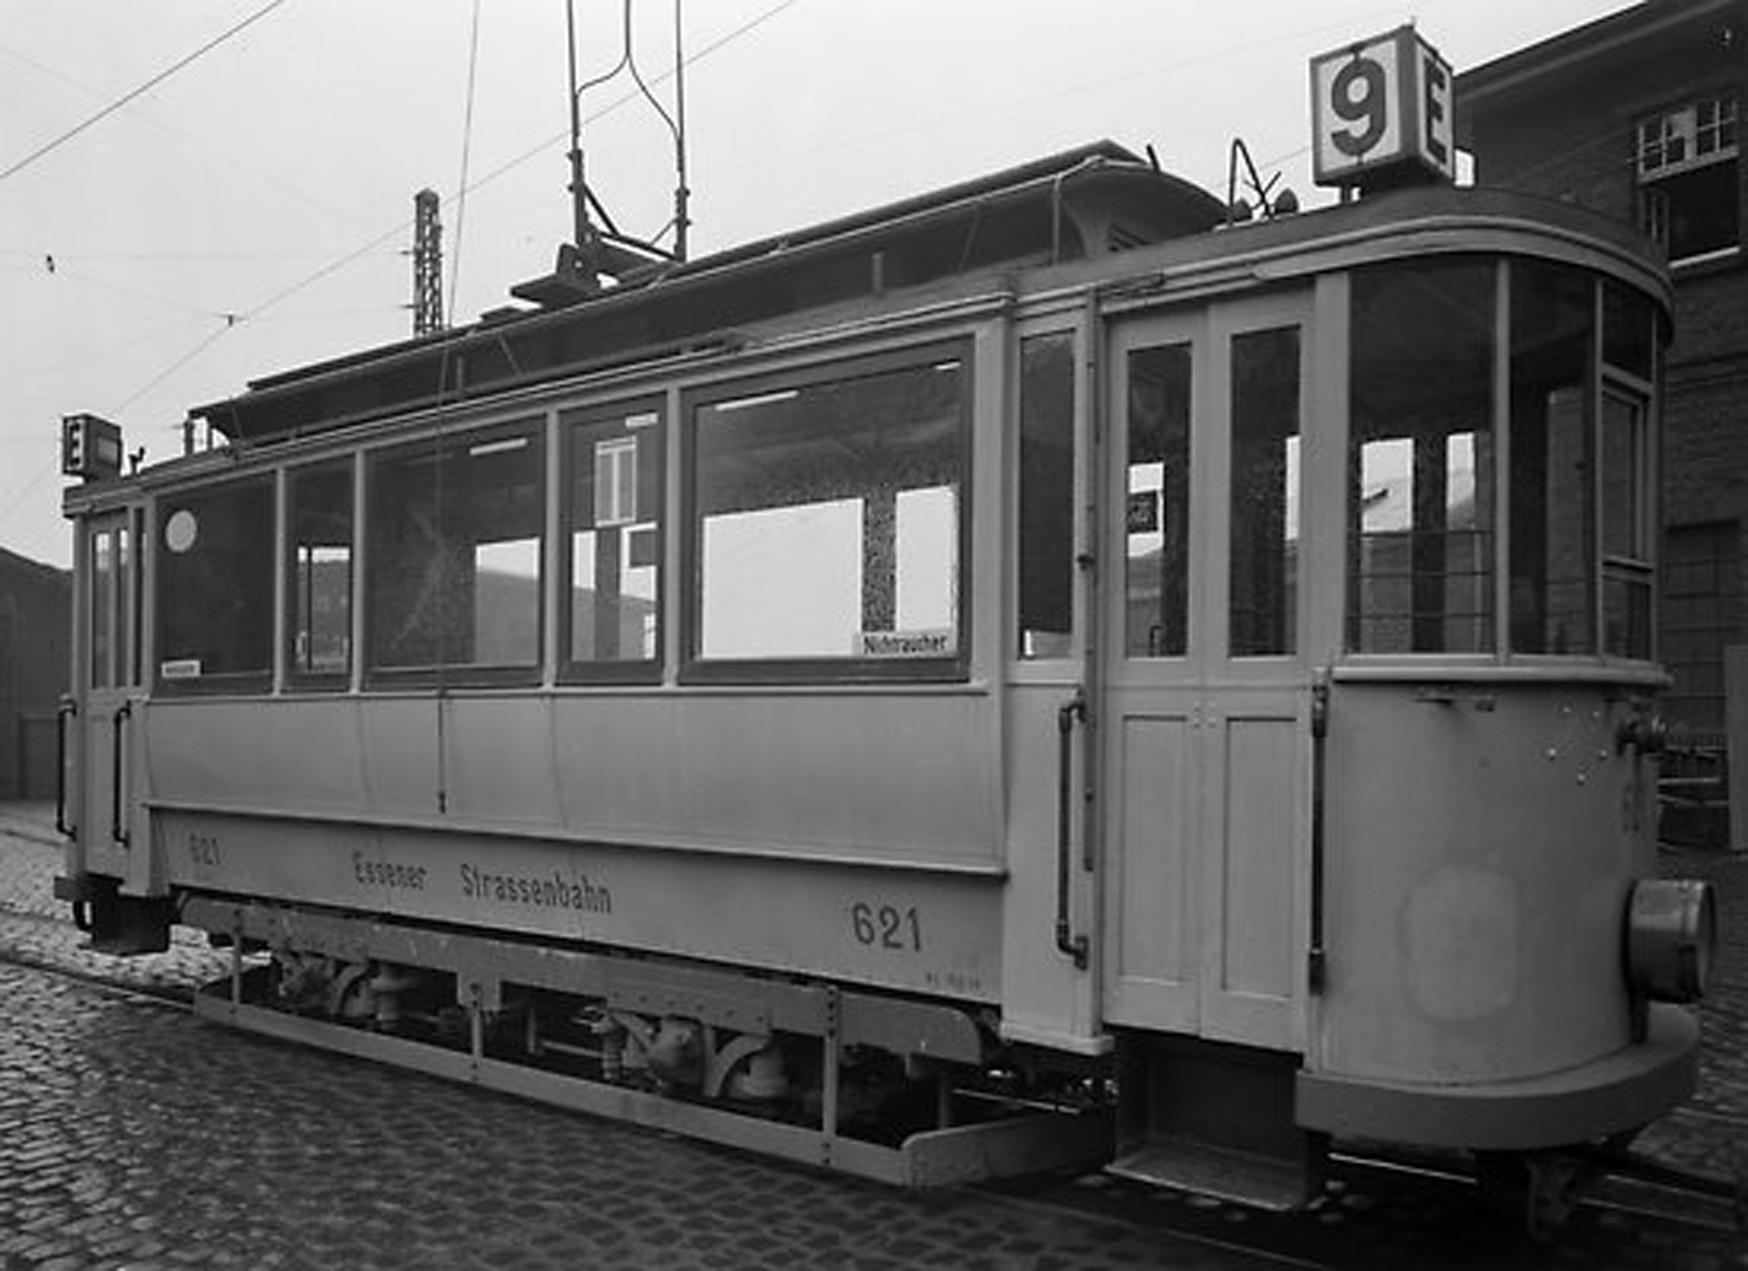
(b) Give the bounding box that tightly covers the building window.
[1638,94,1738,265]
[1663,521,1743,736]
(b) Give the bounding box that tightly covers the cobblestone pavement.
[2,801,1746,1270]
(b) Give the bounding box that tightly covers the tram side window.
[156,479,274,689]
[1601,280,1657,660]
[1019,333,1075,659]
[1510,263,1594,655]
[563,402,663,677]
[1125,342,1192,658]
[1229,327,1300,658]
[366,420,544,679]
[691,349,967,677]
[1602,387,1653,658]
[1348,260,1496,654]
[288,460,353,684]
[89,528,114,690]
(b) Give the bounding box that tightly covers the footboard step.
[1107,1137,1310,1210]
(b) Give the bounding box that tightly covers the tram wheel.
[1475,1149,1592,1243]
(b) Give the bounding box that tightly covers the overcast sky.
[1,0,1634,569]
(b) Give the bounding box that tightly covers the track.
[1,916,1742,1269]
[987,1138,1747,1269]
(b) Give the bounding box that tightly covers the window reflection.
[288,461,353,681]
[157,480,275,684]
[367,422,544,676]
[1125,343,1192,658]
[1018,333,1076,659]
[1510,262,1594,655]
[565,405,662,672]
[1348,260,1495,653]
[692,356,966,671]
[1229,327,1300,658]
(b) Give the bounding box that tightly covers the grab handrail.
[1055,689,1089,969]
[110,701,131,847]
[55,696,76,839]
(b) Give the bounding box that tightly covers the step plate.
[1107,1138,1309,1211]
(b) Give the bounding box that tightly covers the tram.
[54,46,1717,1222]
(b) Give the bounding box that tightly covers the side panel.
[143,690,1004,871]
[1108,709,1199,1029]
[1204,699,1303,1050]
[156,809,1002,1001]
[1314,682,1646,1084]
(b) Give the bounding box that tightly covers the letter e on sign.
[1311,25,1456,190]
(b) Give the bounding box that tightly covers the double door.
[1100,293,1317,1053]
[71,510,143,882]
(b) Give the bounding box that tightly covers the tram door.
[74,511,141,882]
[1102,294,1313,1053]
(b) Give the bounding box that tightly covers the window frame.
[152,474,277,696]
[362,416,548,689]
[1344,257,1498,658]
[283,455,357,693]
[1637,92,1740,268]
[680,339,974,685]
[558,395,667,685]
[1340,256,1663,668]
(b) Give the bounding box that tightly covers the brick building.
[0,547,70,800]
[1457,0,1748,740]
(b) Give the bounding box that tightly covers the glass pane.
[702,499,862,657]
[1018,333,1075,659]
[157,481,275,681]
[567,407,661,667]
[1510,263,1595,654]
[1604,571,1653,659]
[1229,327,1300,658]
[1125,343,1192,658]
[1601,390,1647,562]
[89,529,113,689]
[1652,162,1739,262]
[118,524,137,687]
[1348,260,1495,653]
[896,486,956,630]
[1603,282,1655,380]
[367,422,544,673]
[289,462,353,679]
[694,358,965,667]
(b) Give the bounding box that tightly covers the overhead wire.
[101,0,807,417]
[446,0,485,330]
[0,0,290,184]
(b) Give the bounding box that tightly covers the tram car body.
[56,139,1716,1207]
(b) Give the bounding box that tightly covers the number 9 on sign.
[1310,25,1455,190]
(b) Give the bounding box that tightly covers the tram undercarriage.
[179,894,1114,1189]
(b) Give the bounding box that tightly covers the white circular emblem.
[165,508,199,554]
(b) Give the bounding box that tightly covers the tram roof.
[191,141,1224,444]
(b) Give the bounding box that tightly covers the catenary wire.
[0,0,290,184]
[447,0,485,330]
